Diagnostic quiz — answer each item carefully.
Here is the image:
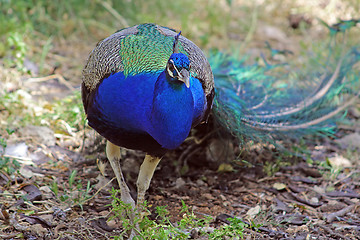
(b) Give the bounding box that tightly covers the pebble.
[202,193,215,200]
[219,194,226,201]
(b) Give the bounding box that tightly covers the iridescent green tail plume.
[211,22,360,147]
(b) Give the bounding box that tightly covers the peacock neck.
[147,71,194,150]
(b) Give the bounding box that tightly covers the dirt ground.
[1,122,360,239]
[1,7,360,240]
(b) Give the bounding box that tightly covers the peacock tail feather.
[211,23,360,147]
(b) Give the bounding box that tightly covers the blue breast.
[87,71,206,152]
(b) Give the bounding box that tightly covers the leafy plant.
[319,158,342,181]
[209,217,247,239]
[0,156,21,177]
[263,156,291,177]
[4,32,28,71]
[0,131,20,177]
[110,190,251,239]
[110,189,215,239]
[50,170,93,210]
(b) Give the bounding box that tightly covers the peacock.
[82,23,360,236]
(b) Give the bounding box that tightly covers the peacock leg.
[106,141,135,208]
[136,154,161,211]
[106,141,138,238]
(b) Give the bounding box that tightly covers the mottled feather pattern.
[82,24,214,98]
[83,24,214,96]
[118,25,187,76]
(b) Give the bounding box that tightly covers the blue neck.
[146,71,194,149]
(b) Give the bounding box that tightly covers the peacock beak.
[179,68,190,88]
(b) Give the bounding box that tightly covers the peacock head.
[165,32,190,88]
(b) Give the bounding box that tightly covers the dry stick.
[324,204,356,223]
[53,223,67,239]
[318,225,351,240]
[83,177,116,204]
[333,170,360,186]
[27,74,75,92]
[0,233,20,239]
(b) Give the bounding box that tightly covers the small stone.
[310,197,319,204]
[336,133,360,150]
[313,185,325,194]
[219,194,226,201]
[223,201,231,207]
[202,193,215,200]
[152,195,163,201]
[246,205,261,219]
[107,219,118,229]
[175,178,186,189]
[196,179,206,186]
[19,166,34,178]
[29,224,47,236]
[39,186,52,193]
[180,196,190,200]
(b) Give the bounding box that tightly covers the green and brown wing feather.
[82,23,214,115]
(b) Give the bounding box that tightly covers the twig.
[53,223,67,239]
[9,213,28,231]
[0,233,20,239]
[318,224,351,240]
[333,170,360,186]
[22,201,43,211]
[83,177,115,204]
[2,154,33,164]
[27,74,75,91]
[324,204,356,223]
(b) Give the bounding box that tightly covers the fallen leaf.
[15,184,42,206]
[19,166,35,179]
[4,142,29,158]
[246,205,261,219]
[217,163,234,172]
[328,155,352,169]
[273,182,287,190]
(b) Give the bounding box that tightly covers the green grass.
[0,0,233,42]
[110,189,250,239]
[0,130,21,178]
[0,89,85,133]
[1,0,359,74]
[50,169,93,210]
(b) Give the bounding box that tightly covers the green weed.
[319,158,342,182]
[0,89,85,134]
[263,156,291,177]
[209,217,247,240]
[50,170,93,210]
[110,189,249,239]
[0,131,20,177]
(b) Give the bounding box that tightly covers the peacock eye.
[167,61,176,78]
[168,60,176,71]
